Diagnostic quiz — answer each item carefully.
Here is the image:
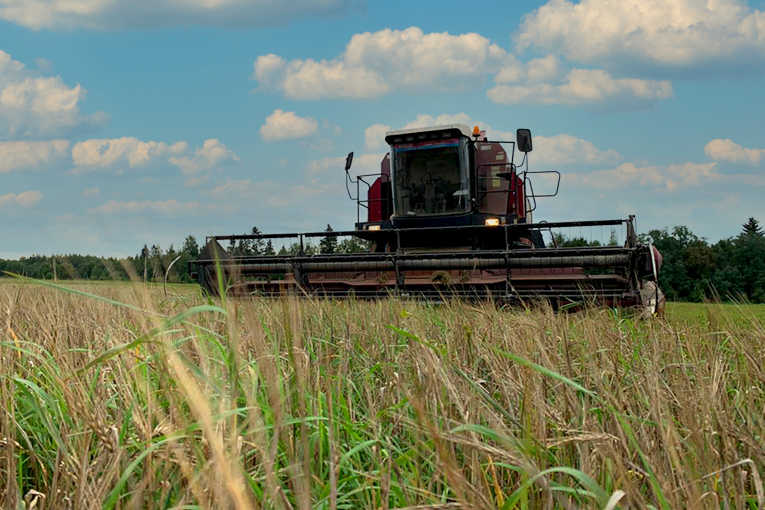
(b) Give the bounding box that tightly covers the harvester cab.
[345,124,558,253]
[194,123,664,313]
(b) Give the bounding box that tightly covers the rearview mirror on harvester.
[345,152,354,171]
[344,152,357,200]
[516,129,533,153]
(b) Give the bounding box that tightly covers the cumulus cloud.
[0,139,68,172]
[88,199,213,215]
[364,124,390,150]
[82,187,99,196]
[169,139,240,175]
[0,50,106,138]
[254,27,512,99]
[534,134,620,166]
[705,138,764,164]
[516,0,765,74]
[71,137,187,172]
[260,109,318,142]
[0,0,362,30]
[0,190,42,207]
[254,27,674,110]
[70,136,240,183]
[487,68,672,110]
[566,161,720,192]
[399,113,514,141]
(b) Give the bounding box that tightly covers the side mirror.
[516,129,532,153]
[345,152,354,171]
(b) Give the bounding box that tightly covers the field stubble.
[0,280,764,509]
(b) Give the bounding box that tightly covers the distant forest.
[2,219,765,303]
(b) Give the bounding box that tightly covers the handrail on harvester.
[206,217,635,244]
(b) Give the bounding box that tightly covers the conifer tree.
[741,217,763,236]
[319,224,338,254]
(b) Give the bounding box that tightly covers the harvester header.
[193,123,663,312]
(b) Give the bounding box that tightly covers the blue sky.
[1,0,764,257]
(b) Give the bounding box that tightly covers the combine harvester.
[193,124,663,312]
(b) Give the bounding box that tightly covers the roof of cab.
[385,124,473,144]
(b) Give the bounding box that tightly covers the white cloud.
[487,68,672,110]
[88,199,213,215]
[0,190,42,207]
[0,0,362,30]
[364,124,390,150]
[399,113,514,141]
[71,137,187,172]
[0,139,68,172]
[169,139,240,175]
[82,187,99,196]
[254,27,674,110]
[71,137,239,182]
[0,50,106,138]
[705,138,764,164]
[534,134,620,166]
[254,27,512,99]
[516,0,765,73]
[260,109,318,142]
[565,161,720,192]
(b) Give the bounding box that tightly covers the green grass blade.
[491,345,596,397]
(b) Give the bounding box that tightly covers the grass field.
[666,301,765,325]
[1,279,763,509]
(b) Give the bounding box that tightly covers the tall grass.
[1,280,763,509]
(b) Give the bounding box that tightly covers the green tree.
[338,237,370,253]
[741,217,763,236]
[639,226,711,301]
[250,226,265,255]
[553,233,601,248]
[731,229,765,302]
[319,224,338,254]
[183,236,200,257]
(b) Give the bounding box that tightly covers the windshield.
[392,138,469,216]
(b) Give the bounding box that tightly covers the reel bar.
[207,218,632,243]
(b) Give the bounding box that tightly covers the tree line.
[549,218,765,302]
[0,225,367,285]
[639,218,765,303]
[2,219,764,302]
